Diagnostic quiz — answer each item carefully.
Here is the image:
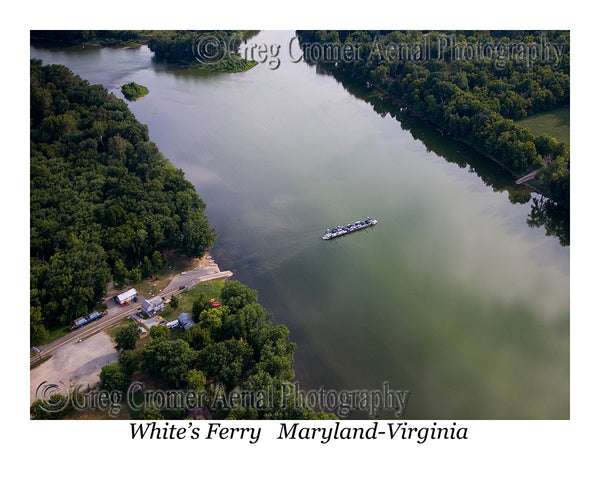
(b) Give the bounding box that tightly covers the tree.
[141,406,165,420]
[149,324,171,341]
[169,294,180,310]
[253,324,296,382]
[192,292,213,321]
[100,362,128,391]
[182,324,211,350]
[151,250,164,272]
[115,323,138,351]
[370,64,389,86]
[30,306,48,345]
[119,349,139,376]
[187,369,207,392]
[200,338,253,389]
[30,391,78,420]
[222,302,268,341]
[141,338,198,387]
[197,307,228,340]
[181,210,216,257]
[220,280,258,314]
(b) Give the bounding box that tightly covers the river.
[31,30,569,419]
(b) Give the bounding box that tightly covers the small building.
[137,326,148,339]
[177,313,196,331]
[142,296,164,317]
[116,288,138,305]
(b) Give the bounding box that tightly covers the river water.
[31,30,569,419]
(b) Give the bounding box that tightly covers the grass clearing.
[107,317,138,339]
[516,105,570,145]
[38,325,72,347]
[160,279,225,322]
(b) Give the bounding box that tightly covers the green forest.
[30,59,215,343]
[30,30,258,72]
[296,30,570,208]
[29,60,333,419]
[30,30,151,47]
[148,31,258,72]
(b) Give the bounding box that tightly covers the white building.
[142,296,164,316]
[115,288,137,305]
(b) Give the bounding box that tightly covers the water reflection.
[314,65,570,246]
[30,35,569,418]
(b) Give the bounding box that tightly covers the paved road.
[163,269,233,295]
[29,302,143,364]
[30,266,233,364]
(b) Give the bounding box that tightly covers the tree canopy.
[131,280,334,419]
[147,31,258,72]
[296,30,570,208]
[114,323,138,351]
[121,82,148,101]
[30,59,215,343]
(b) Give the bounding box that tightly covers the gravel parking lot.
[30,331,119,403]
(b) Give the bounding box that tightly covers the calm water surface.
[31,30,569,419]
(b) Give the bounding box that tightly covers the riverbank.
[30,34,570,420]
[367,83,564,205]
[30,31,150,48]
[169,56,258,73]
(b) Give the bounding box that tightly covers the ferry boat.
[321,217,378,240]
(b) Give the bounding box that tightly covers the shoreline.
[365,80,565,208]
[31,251,233,357]
[30,35,147,49]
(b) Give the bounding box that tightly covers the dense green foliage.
[31,30,150,47]
[31,30,259,72]
[121,82,148,101]
[118,349,139,375]
[30,59,215,342]
[125,281,336,419]
[114,323,139,351]
[297,30,570,207]
[100,362,129,391]
[30,389,83,420]
[148,31,258,72]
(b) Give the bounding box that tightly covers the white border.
[6,0,597,477]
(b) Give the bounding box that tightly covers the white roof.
[116,288,137,303]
